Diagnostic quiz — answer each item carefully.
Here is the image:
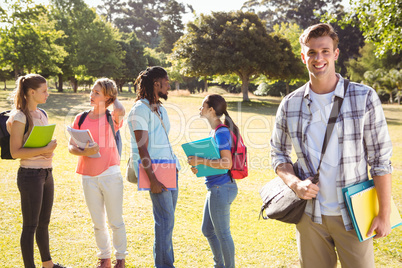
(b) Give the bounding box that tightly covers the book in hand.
[137,159,177,191]
[343,179,402,242]
[66,126,100,158]
[181,137,228,177]
[23,124,56,148]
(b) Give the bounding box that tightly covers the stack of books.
[342,179,402,242]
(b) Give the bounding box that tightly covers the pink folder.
[137,160,177,191]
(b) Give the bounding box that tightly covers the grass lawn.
[0,89,401,267]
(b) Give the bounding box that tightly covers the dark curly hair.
[134,66,168,105]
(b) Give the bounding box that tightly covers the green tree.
[157,0,186,53]
[167,66,184,90]
[144,47,168,67]
[389,69,402,105]
[383,69,402,105]
[0,0,66,78]
[172,11,303,102]
[51,0,124,92]
[338,0,401,57]
[114,0,189,49]
[332,22,365,76]
[115,0,168,46]
[363,68,400,104]
[242,0,342,30]
[346,42,402,82]
[167,56,187,90]
[114,32,147,91]
[272,22,307,94]
[243,0,365,77]
[97,0,125,22]
[77,17,123,78]
[0,69,13,90]
[50,0,97,91]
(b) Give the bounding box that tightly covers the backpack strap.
[77,109,118,141]
[77,110,90,129]
[23,119,29,134]
[105,109,117,140]
[215,123,237,154]
[38,108,47,118]
[24,108,48,134]
[215,123,237,181]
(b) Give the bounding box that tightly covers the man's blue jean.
[202,180,238,268]
[149,177,178,268]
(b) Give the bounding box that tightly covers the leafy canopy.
[172,11,303,101]
[327,0,402,57]
[0,0,66,77]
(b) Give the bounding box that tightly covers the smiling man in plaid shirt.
[270,23,393,268]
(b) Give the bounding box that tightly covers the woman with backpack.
[187,94,239,268]
[6,74,67,268]
[68,78,127,268]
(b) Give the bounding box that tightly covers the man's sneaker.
[96,258,112,268]
[113,259,125,268]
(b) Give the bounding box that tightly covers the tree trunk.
[58,74,63,92]
[3,80,6,90]
[70,78,78,93]
[398,90,401,105]
[389,92,393,104]
[204,76,208,92]
[241,76,250,102]
[175,81,180,90]
[14,66,22,80]
[115,79,125,93]
[286,81,290,96]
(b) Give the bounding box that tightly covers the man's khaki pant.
[296,213,374,268]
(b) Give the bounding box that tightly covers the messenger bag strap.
[140,100,168,133]
[139,100,174,159]
[312,79,349,183]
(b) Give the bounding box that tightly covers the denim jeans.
[202,180,238,268]
[17,167,54,268]
[149,175,178,268]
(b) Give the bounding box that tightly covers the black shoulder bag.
[259,80,349,224]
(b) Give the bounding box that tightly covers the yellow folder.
[351,186,402,241]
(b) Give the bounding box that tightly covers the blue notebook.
[181,137,228,177]
[342,179,402,242]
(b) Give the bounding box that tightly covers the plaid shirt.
[270,75,393,230]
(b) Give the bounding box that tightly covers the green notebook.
[23,124,56,148]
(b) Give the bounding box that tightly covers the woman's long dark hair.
[12,74,47,132]
[134,66,168,105]
[205,94,239,141]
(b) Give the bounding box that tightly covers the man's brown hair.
[299,23,339,50]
